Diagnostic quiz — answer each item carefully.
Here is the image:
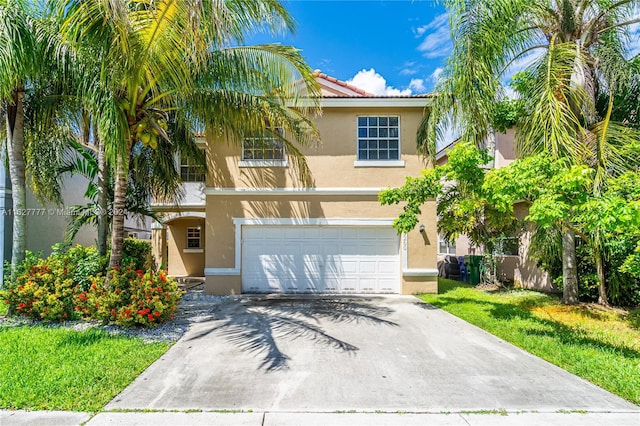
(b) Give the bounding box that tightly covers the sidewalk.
[2,409,640,425]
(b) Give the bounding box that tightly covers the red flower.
[111,310,117,317]
[136,269,144,276]
[153,311,160,317]
[147,314,154,321]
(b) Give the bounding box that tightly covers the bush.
[50,243,108,291]
[122,238,155,271]
[75,266,184,327]
[1,243,182,326]
[1,261,77,321]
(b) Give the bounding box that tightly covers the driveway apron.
[106,295,638,412]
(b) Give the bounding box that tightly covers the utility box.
[464,255,483,285]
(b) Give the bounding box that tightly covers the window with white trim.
[187,227,201,249]
[242,129,285,161]
[438,234,457,255]
[357,116,400,160]
[180,149,206,182]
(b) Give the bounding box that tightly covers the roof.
[312,70,374,97]
[313,69,435,99]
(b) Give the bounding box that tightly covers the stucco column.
[0,151,13,286]
[151,224,167,270]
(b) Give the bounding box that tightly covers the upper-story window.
[180,149,206,182]
[240,128,287,167]
[357,116,400,161]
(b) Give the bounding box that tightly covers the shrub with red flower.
[0,261,77,322]
[73,266,183,327]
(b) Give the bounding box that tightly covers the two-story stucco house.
[151,71,439,295]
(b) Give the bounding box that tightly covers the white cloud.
[430,67,444,84]
[416,13,452,59]
[628,10,640,58]
[413,13,448,38]
[400,61,418,76]
[409,79,426,93]
[346,69,412,96]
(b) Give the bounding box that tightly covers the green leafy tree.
[485,156,640,305]
[420,0,640,304]
[380,143,518,253]
[0,0,46,269]
[57,0,320,269]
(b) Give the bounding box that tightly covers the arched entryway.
[153,212,205,277]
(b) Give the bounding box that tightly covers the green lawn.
[421,279,640,405]
[0,325,170,410]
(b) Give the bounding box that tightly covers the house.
[151,71,439,295]
[435,129,555,292]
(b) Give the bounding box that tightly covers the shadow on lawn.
[425,295,640,361]
[185,295,398,371]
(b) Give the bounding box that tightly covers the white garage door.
[242,226,400,293]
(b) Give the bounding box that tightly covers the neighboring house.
[0,171,151,267]
[151,71,439,295]
[435,129,555,292]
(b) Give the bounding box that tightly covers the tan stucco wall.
[402,275,438,295]
[206,107,427,190]
[494,129,517,169]
[204,195,437,295]
[166,218,205,277]
[205,276,242,296]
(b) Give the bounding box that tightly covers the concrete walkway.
[2,409,640,425]
[2,295,639,425]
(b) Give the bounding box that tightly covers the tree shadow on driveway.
[184,295,398,372]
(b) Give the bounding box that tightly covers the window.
[180,149,206,182]
[494,237,519,256]
[187,227,201,249]
[242,129,285,162]
[357,116,400,161]
[438,235,457,255]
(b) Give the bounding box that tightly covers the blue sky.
[248,0,449,95]
[249,1,640,97]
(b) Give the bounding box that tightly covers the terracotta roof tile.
[313,69,375,97]
[313,69,436,99]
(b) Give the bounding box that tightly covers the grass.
[0,325,170,411]
[420,279,640,405]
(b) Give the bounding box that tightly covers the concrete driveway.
[106,295,638,413]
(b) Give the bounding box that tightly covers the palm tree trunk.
[95,127,109,256]
[595,249,608,305]
[5,88,26,270]
[561,227,579,305]
[109,153,128,268]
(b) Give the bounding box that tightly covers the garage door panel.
[379,261,398,274]
[242,225,400,294]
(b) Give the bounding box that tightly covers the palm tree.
[57,0,320,269]
[0,1,66,271]
[422,0,640,305]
